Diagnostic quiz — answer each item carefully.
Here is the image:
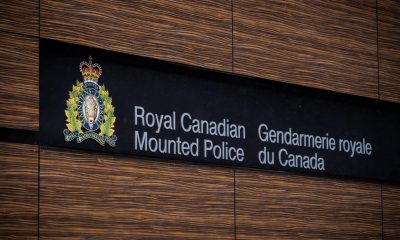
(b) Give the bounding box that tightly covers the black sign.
[40,39,400,182]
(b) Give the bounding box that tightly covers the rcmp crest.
[63,56,117,147]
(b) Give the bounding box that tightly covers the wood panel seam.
[0,28,39,40]
[376,0,400,103]
[39,0,41,38]
[377,0,380,100]
[231,0,234,74]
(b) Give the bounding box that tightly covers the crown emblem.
[80,56,102,83]
[64,56,117,147]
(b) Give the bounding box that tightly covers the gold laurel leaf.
[77,121,83,133]
[99,124,105,136]
[107,129,115,137]
[103,104,109,112]
[67,98,74,106]
[66,123,74,132]
[65,110,70,119]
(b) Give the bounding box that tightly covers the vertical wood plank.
[234,0,378,98]
[0,0,39,37]
[378,0,400,103]
[0,31,39,130]
[40,0,232,72]
[40,148,234,239]
[236,170,382,239]
[382,184,400,239]
[0,142,38,240]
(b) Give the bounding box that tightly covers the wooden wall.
[0,0,38,37]
[0,32,38,130]
[236,170,382,240]
[378,0,400,102]
[0,0,400,131]
[0,142,38,240]
[0,0,39,130]
[383,185,400,239]
[233,0,378,98]
[39,148,234,239]
[40,0,232,73]
[1,0,400,239]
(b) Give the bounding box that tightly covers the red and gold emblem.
[63,56,117,147]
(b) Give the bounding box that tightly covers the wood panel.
[0,32,39,130]
[383,184,400,239]
[40,148,234,239]
[236,170,382,239]
[0,142,38,239]
[378,0,400,103]
[234,0,378,98]
[40,0,232,72]
[0,0,38,37]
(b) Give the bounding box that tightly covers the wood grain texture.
[0,31,38,131]
[378,0,400,103]
[234,0,378,98]
[236,170,382,240]
[0,142,38,240]
[40,0,232,72]
[40,148,234,239]
[383,184,400,239]
[0,0,38,37]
